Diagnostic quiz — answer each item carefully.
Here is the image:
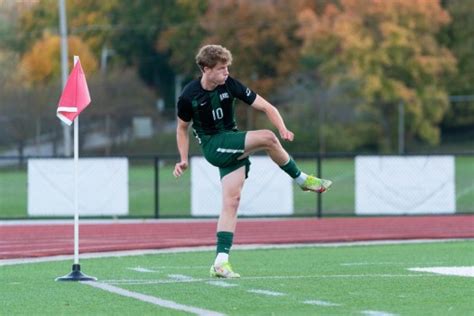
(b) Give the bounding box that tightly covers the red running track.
[0,215,473,260]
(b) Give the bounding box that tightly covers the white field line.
[83,281,225,316]
[2,216,352,226]
[142,266,209,270]
[206,281,238,288]
[128,267,159,273]
[342,261,450,267]
[408,266,474,277]
[361,310,398,316]
[2,239,469,266]
[101,274,437,285]
[341,262,406,266]
[247,289,286,296]
[303,300,341,307]
[167,274,197,282]
[0,246,215,266]
[127,266,209,273]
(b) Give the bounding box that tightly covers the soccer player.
[173,44,332,278]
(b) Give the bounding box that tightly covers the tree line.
[0,0,472,154]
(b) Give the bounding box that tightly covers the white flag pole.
[73,55,80,265]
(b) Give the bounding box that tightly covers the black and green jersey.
[177,76,257,139]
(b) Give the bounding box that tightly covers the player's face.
[206,62,229,85]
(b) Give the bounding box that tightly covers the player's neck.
[200,76,217,91]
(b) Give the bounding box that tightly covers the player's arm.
[173,117,190,177]
[251,94,294,141]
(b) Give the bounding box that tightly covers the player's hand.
[279,129,294,141]
[173,161,188,178]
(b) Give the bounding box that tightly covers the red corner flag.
[56,59,91,125]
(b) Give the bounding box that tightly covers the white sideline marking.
[167,274,196,282]
[101,274,437,285]
[409,266,474,277]
[151,266,209,270]
[0,246,214,266]
[104,278,204,285]
[248,289,286,296]
[1,239,470,266]
[83,281,225,316]
[361,310,397,316]
[341,262,406,266]
[0,218,221,226]
[128,267,159,273]
[206,281,238,288]
[303,300,341,307]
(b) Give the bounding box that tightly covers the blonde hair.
[195,44,233,71]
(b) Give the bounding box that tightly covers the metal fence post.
[398,101,405,154]
[154,156,159,218]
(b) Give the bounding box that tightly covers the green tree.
[20,33,97,85]
[157,0,208,76]
[297,0,456,151]
[18,0,117,56]
[108,0,206,109]
[439,0,474,131]
[201,0,304,96]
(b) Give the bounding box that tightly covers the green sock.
[216,231,234,254]
[280,158,302,179]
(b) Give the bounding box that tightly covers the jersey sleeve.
[177,97,192,122]
[226,77,257,105]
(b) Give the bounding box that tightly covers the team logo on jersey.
[219,92,229,101]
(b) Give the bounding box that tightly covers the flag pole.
[73,55,80,266]
[56,56,96,282]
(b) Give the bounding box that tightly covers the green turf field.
[1,156,473,218]
[2,240,473,315]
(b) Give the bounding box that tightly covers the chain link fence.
[0,153,472,219]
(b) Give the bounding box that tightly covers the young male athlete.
[173,44,332,278]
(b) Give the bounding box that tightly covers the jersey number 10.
[212,108,224,121]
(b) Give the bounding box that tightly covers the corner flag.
[56,59,91,125]
[55,56,96,282]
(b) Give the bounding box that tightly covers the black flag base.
[55,264,97,282]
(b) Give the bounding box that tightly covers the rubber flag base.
[55,264,97,282]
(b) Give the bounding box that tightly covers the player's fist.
[173,161,188,178]
[279,129,294,141]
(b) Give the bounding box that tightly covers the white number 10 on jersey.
[212,108,224,120]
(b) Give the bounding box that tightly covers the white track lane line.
[82,281,225,316]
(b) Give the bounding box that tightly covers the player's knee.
[230,194,241,210]
[225,194,241,211]
[261,129,279,148]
